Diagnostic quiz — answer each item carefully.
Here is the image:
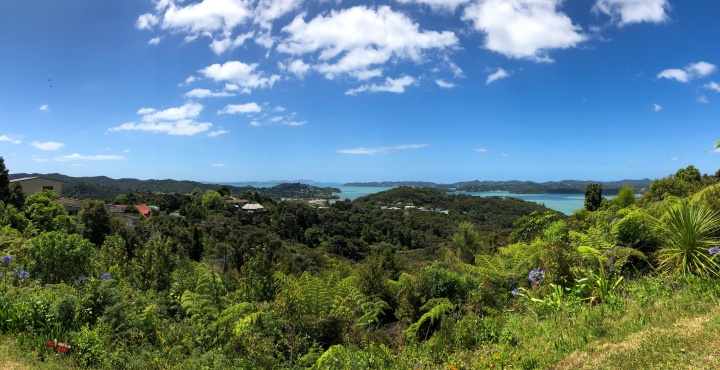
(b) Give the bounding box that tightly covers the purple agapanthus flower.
[76,274,88,285]
[511,288,521,296]
[16,269,29,279]
[101,273,112,280]
[529,267,545,285]
[0,255,12,266]
[709,246,720,257]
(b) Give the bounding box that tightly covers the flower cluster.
[76,274,88,285]
[528,267,545,285]
[511,288,521,296]
[101,273,112,280]
[16,270,29,279]
[0,255,12,266]
[709,246,720,257]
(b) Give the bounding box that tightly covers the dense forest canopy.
[3,160,720,369]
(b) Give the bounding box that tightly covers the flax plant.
[657,200,720,277]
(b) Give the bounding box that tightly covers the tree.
[26,231,96,284]
[614,184,636,208]
[7,182,25,209]
[674,165,702,184]
[584,183,603,211]
[78,199,112,246]
[0,157,10,204]
[202,190,223,210]
[24,189,67,234]
[453,222,480,264]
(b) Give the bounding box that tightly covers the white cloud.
[652,103,662,112]
[396,0,471,12]
[0,135,21,144]
[658,61,717,83]
[283,121,306,126]
[475,148,489,152]
[209,31,254,55]
[657,68,688,83]
[250,121,262,127]
[212,163,227,167]
[270,116,284,122]
[218,102,262,114]
[200,61,280,92]
[110,102,212,136]
[670,157,679,161]
[136,13,159,30]
[705,81,720,93]
[123,149,131,153]
[346,75,416,95]
[281,59,311,78]
[184,88,236,98]
[208,129,229,137]
[687,62,716,77]
[278,6,458,80]
[179,76,197,87]
[148,37,161,45]
[39,104,49,111]
[338,143,428,155]
[486,68,510,85]
[30,141,64,150]
[53,153,124,162]
[697,95,709,104]
[155,0,252,35]
[435,79,455,88]
[462,0,587,62]
[593,0,669,26]
[254,0,304,29]
[224,83,240,91]
[274,106,286,112]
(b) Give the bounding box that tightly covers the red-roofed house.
[136,204,152,219]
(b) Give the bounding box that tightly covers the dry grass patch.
[555,306,720,370]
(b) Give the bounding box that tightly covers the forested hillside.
[3,160,720,369]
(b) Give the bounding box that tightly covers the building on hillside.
[57,198,84,216]
[225,199,250,207]
[136,204,152,219]
[10,177,66,196]
[241,203,266,215]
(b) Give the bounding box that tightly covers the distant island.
[344,179,653,195]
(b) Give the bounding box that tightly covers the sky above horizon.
[2,0,720,183]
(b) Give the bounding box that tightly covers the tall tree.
[584,183,603,211]
[78,199,112,246]
[0,157,10,204]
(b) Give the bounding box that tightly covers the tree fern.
[403,297,455,340]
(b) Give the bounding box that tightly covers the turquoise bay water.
[226,182,587,215]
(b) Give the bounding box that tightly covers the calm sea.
[227,182,591,215]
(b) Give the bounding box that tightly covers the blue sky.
[2,0,720,183]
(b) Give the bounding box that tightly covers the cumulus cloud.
[209,31,254,55]
[705,81,720,93]
[278,6,458,80]
[31,141,64,150]
[396,0,471,12]
[346,75,416,95]
[200,61,280,93]
[207,129,229,137]
[109,102,212,136]
[280,59,311,78]
[148,37,161,45]
[593,0,669,26]
[254,0,304,29]
[462,0,587,62]
[338,143,428,155]
[0,135,21,144]
[184,88,236,98]
[697,95,709,104]
[658,61,717,83]
[39,104,49,111]
[652,103,662,112]
[486,68,510,85]
[435,79,456,88]
[475,148,489,152]
[53,154,124,162]
[218,102,262,114]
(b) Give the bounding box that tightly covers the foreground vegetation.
[2,159,720,369]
